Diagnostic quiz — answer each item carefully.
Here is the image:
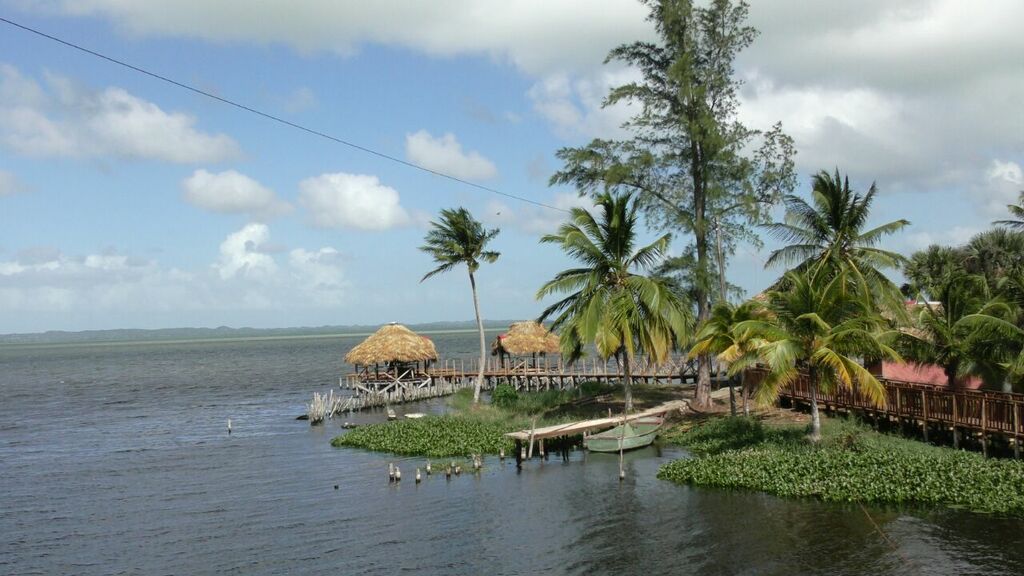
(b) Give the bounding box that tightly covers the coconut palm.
[737,270,899,441]
[994,191,1024,230]
[420,207,500,404]
[689,300,767,416]
[537,192,691,412]
[765,169,909,313]
[897,274,1020,390]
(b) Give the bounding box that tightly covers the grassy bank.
[658,416,1024,515]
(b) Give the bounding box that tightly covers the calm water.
[2,333,1022,575]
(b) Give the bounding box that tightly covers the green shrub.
[491,383,519,408]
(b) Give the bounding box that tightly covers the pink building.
[866,360,983,390]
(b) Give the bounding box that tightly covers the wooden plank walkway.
[748,368,1024,457]
[505,400,689,441]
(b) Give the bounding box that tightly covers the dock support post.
[515,439,523,469]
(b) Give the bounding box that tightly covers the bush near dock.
[658,417,1024,516]
[331,416,517,458]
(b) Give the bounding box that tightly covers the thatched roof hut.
[492,321,560,357]
[344,323,438,366]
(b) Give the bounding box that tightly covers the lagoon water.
[2,332,1023,575]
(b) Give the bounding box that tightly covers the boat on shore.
[584,416,663,452]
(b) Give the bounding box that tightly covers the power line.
[0,16,567,213]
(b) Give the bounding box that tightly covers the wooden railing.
[747,368,1024,438]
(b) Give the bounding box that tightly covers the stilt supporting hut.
[343,323,439,401]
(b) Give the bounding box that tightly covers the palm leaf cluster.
[537,192,690,411]
[765,170,908,313]
[994,191,1024,230]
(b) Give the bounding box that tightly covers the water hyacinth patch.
[331,415,517,458]
[658,417,1024,516]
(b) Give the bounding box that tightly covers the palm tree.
[902,244,966,300]
[964,228,1024,288]
[765,169,909,313]
[897,274,1019,390]
[689,300,767,416]
[537,192,690,412]
[421,207,500,404]
[994,191,1024,230]
[737,270,899,441]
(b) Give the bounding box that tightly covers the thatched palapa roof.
[344,323,438,365]
[492,321,560,356]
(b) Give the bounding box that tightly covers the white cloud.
[0,229,349,320]
[0,64,240,163]
[288,247,348,306]
[283,86,317,113]
[405,130,497,181]
[0,169,23,196]
[35,1,653,77]
[978,160,1024,217]
[298,172,410,231]
[215,223,278,280]
[527,70,636,139]
[182,169,291,219]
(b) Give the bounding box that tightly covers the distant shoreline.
[0,326,507,350]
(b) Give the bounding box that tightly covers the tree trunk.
[469,271,486,404]
[741,370,750,417]
[728,373,737,416]
[623,350,634,413]
[692,140,713,410]
[808,368,821,442]
[945,363,958,390]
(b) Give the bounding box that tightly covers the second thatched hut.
[491,321,560,368]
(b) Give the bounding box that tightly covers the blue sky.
[1,1,1022,333]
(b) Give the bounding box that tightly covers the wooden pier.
[505,400,689,467]
[339,355,701,408]
[748,368,1024,457]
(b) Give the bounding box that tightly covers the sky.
[1,1,1022,334]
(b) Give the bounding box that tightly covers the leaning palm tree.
[420,207,500,404]
[898,274,1020,390]
[737,269,899,441]
[994,191,1024,230]
[537,192,690,412]
[689,300,767,416]
[765,169,909,314]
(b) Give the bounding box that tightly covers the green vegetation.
[659,417,1024,515]
[420,207,501,404]
[331,415,517,458]
[537,192,691,412]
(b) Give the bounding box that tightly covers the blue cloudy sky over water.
[1,1,1022,333]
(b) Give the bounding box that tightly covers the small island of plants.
[659,416,1024,516]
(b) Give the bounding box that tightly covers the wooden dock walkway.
[338,354,702,410]
[504,400,689,467]
[748,368,1024,457]
[505,400,689,442]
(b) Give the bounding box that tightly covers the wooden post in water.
[515,439,523,469]
[618,412,626,481]
[227,418,232,435]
